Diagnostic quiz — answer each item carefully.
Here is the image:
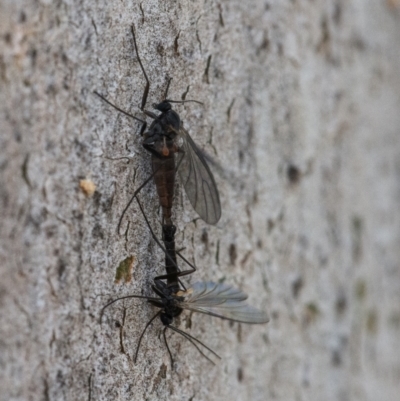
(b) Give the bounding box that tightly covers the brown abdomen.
[152,153,175,225]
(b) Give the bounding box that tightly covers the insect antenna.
[163,77,172,100]
[134,311,161,363]
[168,325,219,365]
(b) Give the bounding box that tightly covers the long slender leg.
[100,294,159,322]
[94,91,148,135]
[163,327,174,369]
[117,171,157,235]
[168,325,219,365]
[134,311,161,363]
[169,325,221,360]
[131,25,150,111]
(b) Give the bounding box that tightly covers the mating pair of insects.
[97,25,269,366]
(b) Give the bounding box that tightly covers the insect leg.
[162,327,174,369]
[134,311,161,363]
[94,91,147,134]
[117,172,156,235]
[100,294,159,322]
[131,24,150,111]
[168,325,220,364]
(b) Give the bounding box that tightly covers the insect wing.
[180,282,269,324]
[178,128,221,225]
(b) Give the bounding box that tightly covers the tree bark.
[1,1,400,400]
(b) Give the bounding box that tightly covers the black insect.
[95,25,221,231]
[101,197,269,366]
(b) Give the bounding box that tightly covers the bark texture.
[1,1,400,400]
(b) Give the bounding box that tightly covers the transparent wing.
[179,282,269,324]
[178,128,221,225]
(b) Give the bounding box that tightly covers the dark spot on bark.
[201,230,208,246]
[19,11,26,23]
[203,55,212,84]
[58,258,67,281]
[366,310,378,334]
[333,2,342,25]
[257,33,270,55]
[91,191,101,210]
[45,224,58,238]
[43,377,50,401]
[267,219,275,233]
[61,52,68,64]
[115,321,121,328]
[56,370,65,387]
[237,367,244,382]
[21,154,31,188]
[215,240,220,264]
[304,302,319,324]
[271,310,279,319]
[335,292,347,314]
[227,99,235,122]
[185,313,192,329]
[156,43,164,56]
[237,322,242,342]
[287,164,301,184]
[159,363,167,379]
[229,243,237,265]
[174,31,180,55]
[139,3,145,23]
[355,280,366,300]
[218,4,225,27]
[351,216,363,262]
[352,36,366,51]
[331,349,342,366]
[292,276,303,298]
[29,48,37,67]
[14,131,22,143]
[316,17,330,54]
[85,34,91,50]
[238,149,244,164]
[4,33,12,44]
[72,210,84,220]
[46,83,57,95]
[92,223,104,239]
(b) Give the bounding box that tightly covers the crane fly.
[95,24,221,230]
[101,197,269,367]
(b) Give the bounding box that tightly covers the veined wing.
[179,282,269,324]
[178,128,221,225]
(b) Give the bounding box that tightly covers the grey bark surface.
[1,1,400,400]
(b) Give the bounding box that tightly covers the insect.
[95,25,221,231]
[101,197,269,366]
